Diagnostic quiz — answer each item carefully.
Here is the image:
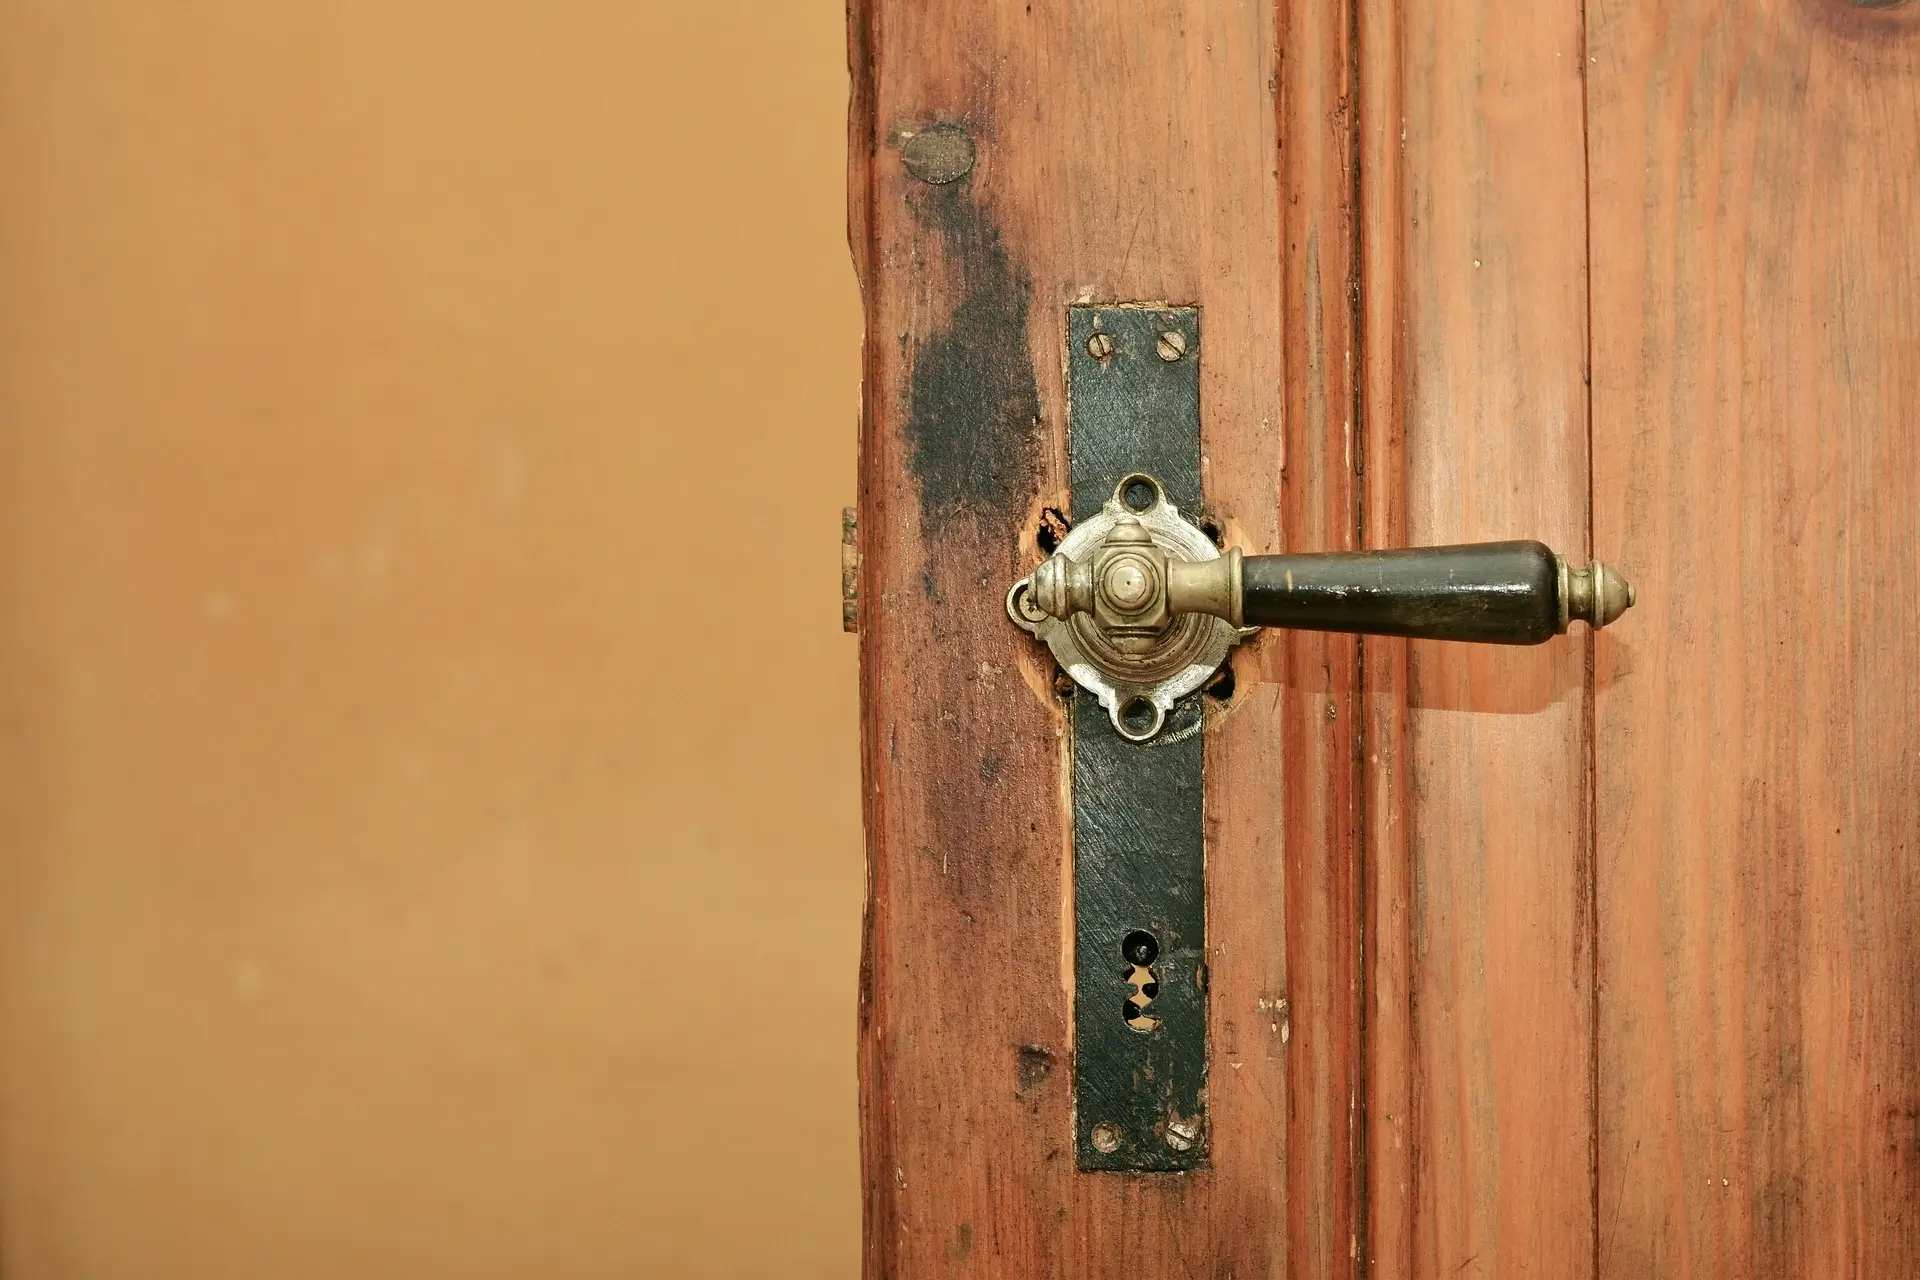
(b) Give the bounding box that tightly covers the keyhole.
[1121,930,1161,1033]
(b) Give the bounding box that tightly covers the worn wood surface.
[1588,2,1920,1275]
[1366,1,1599,1275]
[1359,0,1416,1269]
[1277,0,1366,1275]
[858,0,1920,1274]
[852,1,1305,1273]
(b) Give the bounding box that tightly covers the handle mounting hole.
[1118,697,1161,739]
[1121,478,1159,512]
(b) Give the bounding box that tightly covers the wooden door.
[851,0,1919,1276]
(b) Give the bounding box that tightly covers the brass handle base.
[1008,474,1249,742]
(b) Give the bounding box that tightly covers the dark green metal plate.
[1067,305,1207,1172]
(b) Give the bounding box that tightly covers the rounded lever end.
[1564,560,1636,631]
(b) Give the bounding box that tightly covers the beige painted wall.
[0,2,863,1275]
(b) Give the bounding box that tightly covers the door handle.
[1008,471,1633,740]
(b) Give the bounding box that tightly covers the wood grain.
[852,2,1305,1273]
[1358,0,1416,1270]
[1277,0,1367,1275]
[1588,2,1920,1274]
[1372,0,1599,1274]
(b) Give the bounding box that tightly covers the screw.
[1155,330,1187,361]
[901,124,976,185]
[1086,331,1115,360]
[1012,582,1049,626]
[1165,1119,1200,1152]
[1090,1122,1122,1154]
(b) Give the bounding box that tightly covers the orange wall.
[0,3,863,1275]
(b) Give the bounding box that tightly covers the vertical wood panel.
[1589,2,1920,1274]
[1385,1,1599,1274]
[854,2,1310,1273]
[1358,0,1416,1270]
[1278,0,1366,1275]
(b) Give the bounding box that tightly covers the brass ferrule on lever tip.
[1558,558,1637,631]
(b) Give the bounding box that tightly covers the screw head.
[1090,1122,1123,1154]
[901,124,976,185]
[1155,330,1187,361]
[1086,331,1115,360]
[1165,1119,1200,1152]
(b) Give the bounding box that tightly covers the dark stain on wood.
[857,3,1291,1273]
[1806,0,1920,43]
[904,178,1039,542]
[1013,1043,1059,1097]
[1017,1045,1054,1093]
